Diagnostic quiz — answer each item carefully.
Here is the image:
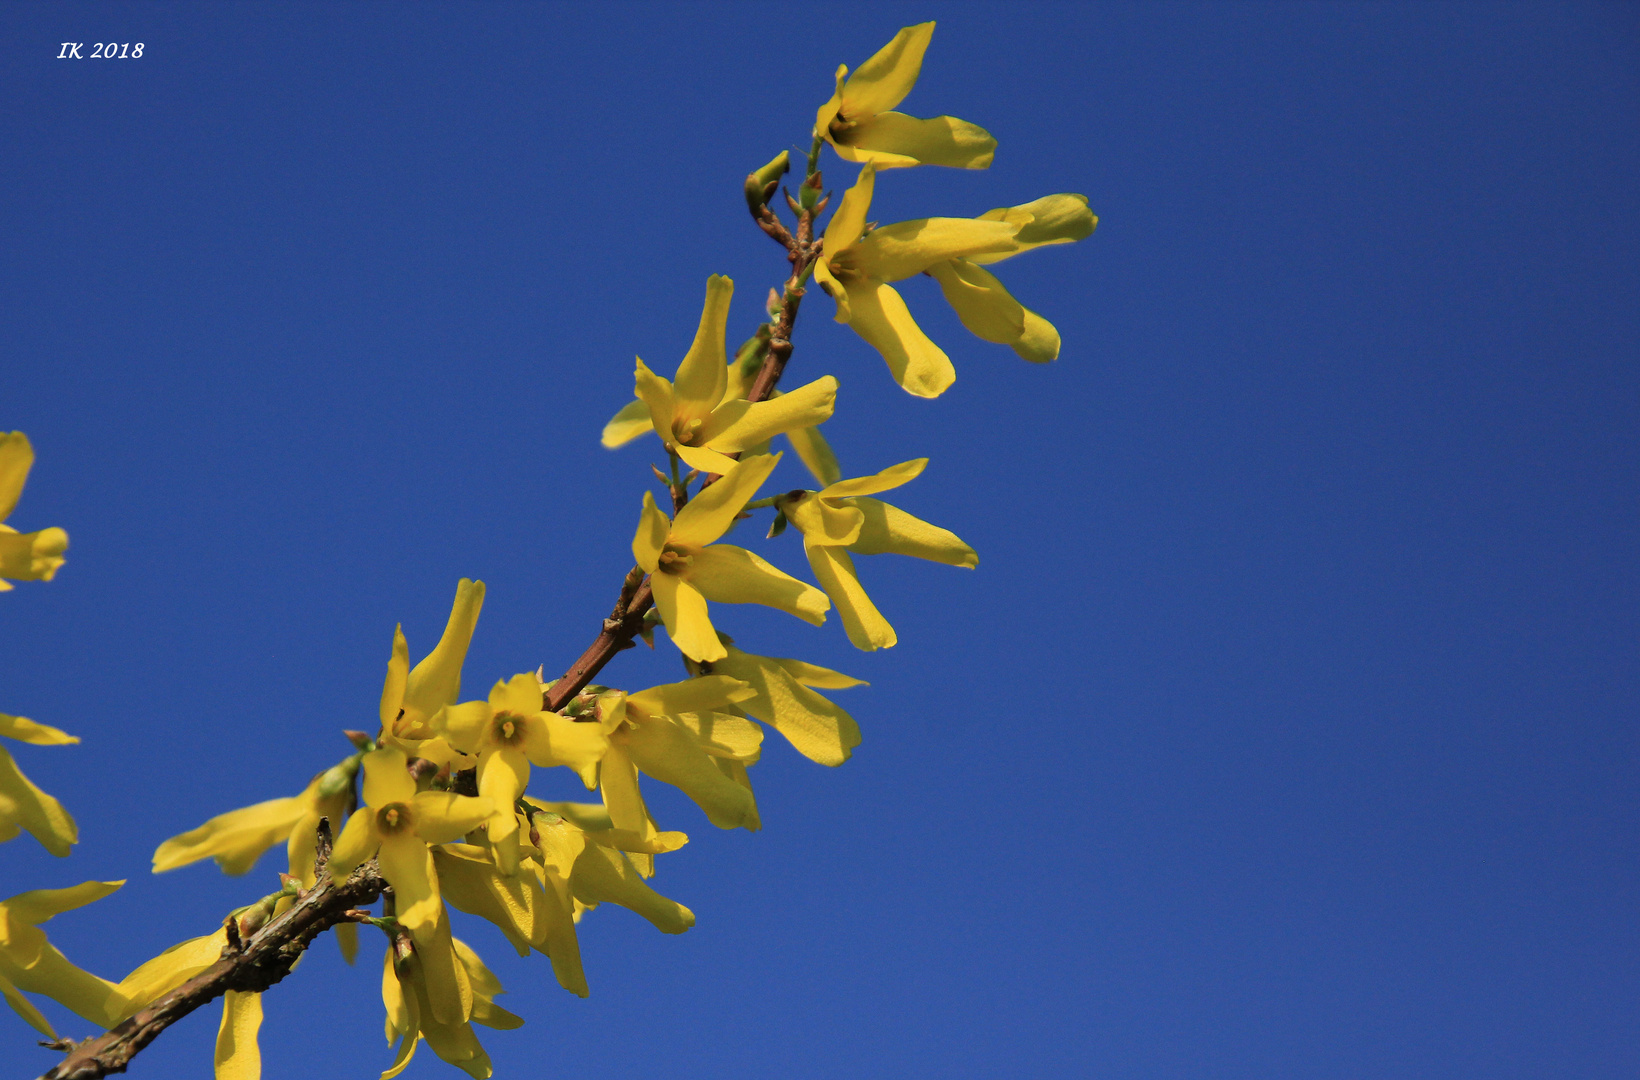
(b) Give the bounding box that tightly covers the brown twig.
[38,855,386,1080]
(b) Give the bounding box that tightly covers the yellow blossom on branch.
[596,676,761,836]
[329,746,493,1024]
[688,636,866,766]
[814,22,996,170]
[632,452,828,662]
[607,275,838,475]
[380,922,520,1080]
[380,579,486,769]
[0,432,68,590]
[774,458,977,650]
[435,670,608,874]
[815,167,1096,396]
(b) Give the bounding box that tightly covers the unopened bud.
[744,151,790,212]
[342,730,373,751]
[799,171,823,212]
[317,758,358,798]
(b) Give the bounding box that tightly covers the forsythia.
[4,19,1094,1080]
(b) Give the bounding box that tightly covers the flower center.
[657,547,693,575]
[491,711,525,748]
[376,802,414,836]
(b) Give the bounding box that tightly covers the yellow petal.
[632,491,670,573]
[841,280,954,398]
[114,929,227,1022]
[927,259,1024,341]
[670,452,781,547]
[213,990,262,1080]
[335,921,359,965]
[0,528,67,583]
[570,843,695,934]
[821,458,927,500]
[634,357,677,443]
[2,880,123,925]
[712,648,862,766]
[0,745,76,857]
[697,376,839,453]
[834,111,995,170]
[380,951,419,1080]
[411,791,497,846]
[672,441,741,477]
[0,714,77,746]
[597,743,650,839]
[649,571,723,663]
[813,63,848,142]
[840,22,934,120]
[671,275,733,429]
[519,713,609,773]
[0,969,55,1037]
[601,398,654,449]
[362,746,416,809]
[412,910,474,1028]
[328,807,381,878]
[151,796,307,875]
[823,163,875,255]
[769,655,868,690]
[805,544,897,651]
[403,579,484,727]
[687,544,830,626]
[927,259,1060,361]
[848,496,979,566]
[1011,307,1062,363]
[973,193,1097,262]
[379,625,410,732]
[779,491,864,546]
[488,671,543,719]
[0,432,32,522]
[431,846,533,956]
[378,833,440,935]
[622,718,760,830]
[844,218,1019,283]
[628,675,754,719]
[674,711,764,762]
[436,701,493,757]
[785,424,842,488]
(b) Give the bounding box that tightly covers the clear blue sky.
[3,2,1636,1077]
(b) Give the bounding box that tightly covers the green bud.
[799,170,823,212]
[317,757,359,798]
[744,151,791,212]
[767,511,788,539]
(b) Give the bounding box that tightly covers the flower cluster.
[4,21,1094,1080]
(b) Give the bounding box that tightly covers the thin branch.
[39,856,385,1080]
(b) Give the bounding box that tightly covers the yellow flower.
[773,458,977,650]
[595,676,761,838]
[815,169,1097,396]
[0,881,126,1035]
[435,671,609,874]
[0,432,68,590]
[813,164,1019,397]
[608,275,838,476]
[926,193,1098,363]
[380,921,521,1080]
[329,746,494,1024]
[814,23,995,170]
[380,579,486,769]
[151,766,353,879]
[0,713,79,856]
[632,452,828,662]
[687,635,865,766]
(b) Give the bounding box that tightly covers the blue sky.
[2,2,1636,1077]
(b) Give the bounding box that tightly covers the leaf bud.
[342,730,374,751]
[317,757,360,798]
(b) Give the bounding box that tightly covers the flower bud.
[744,151,791,212]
